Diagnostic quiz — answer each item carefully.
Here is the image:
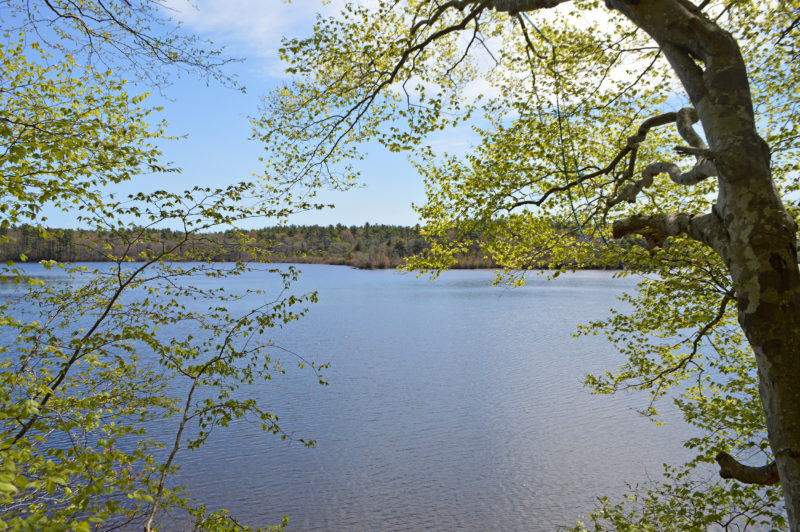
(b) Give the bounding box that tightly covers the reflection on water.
[2,265,695,530]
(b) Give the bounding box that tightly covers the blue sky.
[122,0,429,228]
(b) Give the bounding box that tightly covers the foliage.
[258,0,800,528]
[0,186,327,531]
[569,464,785,531]
[0,37,164,232]
[1,1,325,530]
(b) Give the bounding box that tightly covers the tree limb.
[290,0,492,183]
[675,145,718,159]
[509,107,716,214]
[716,452,779,486]
[641,107,718,186]
[612,211,728,252]
[634,292,732,391]
[491,0,569,15]
[641,157,717,186]
[604,106,719,212]
[604,112,677,208]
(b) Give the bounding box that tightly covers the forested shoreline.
[0,224,501,269]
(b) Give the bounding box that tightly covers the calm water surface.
[5,265,695,530]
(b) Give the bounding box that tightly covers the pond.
[2,264,695,530]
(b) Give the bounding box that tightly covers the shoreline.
[0,257,623,272]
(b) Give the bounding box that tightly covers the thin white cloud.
[162,0,341,75]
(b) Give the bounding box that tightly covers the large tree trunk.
[727,173,800,532]
[604,0,800,528]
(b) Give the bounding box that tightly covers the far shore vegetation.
[1,223,619,270]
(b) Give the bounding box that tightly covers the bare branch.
[604,112,677,208]
[491,0,570,15]
[607,107,718,210]
[716,452,779,486]
[641,107,718,186]
[612,211,728,252]
[641,156,717,186]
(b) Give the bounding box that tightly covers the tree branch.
[604,106,719,213]
[674,107,704,148]
[634,292,732,391]
[290,0,492,183]
[491,0,569,15]
[641,157,717,186]
[716,452,779,486]
[604,112,676,208]
[641,107,718,186]
[510,106,717,215]
[410,1,474,35]
[612,211,727,252]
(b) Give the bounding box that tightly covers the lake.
[2,264,696,530]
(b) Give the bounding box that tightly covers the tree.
[256,0,800,528]
[1,2,326,529]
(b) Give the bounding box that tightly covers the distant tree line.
[0,223,625,269]
[0,223,498,269]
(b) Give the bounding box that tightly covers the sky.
[117,0,431,228]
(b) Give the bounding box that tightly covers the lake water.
[2,264,696,530]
